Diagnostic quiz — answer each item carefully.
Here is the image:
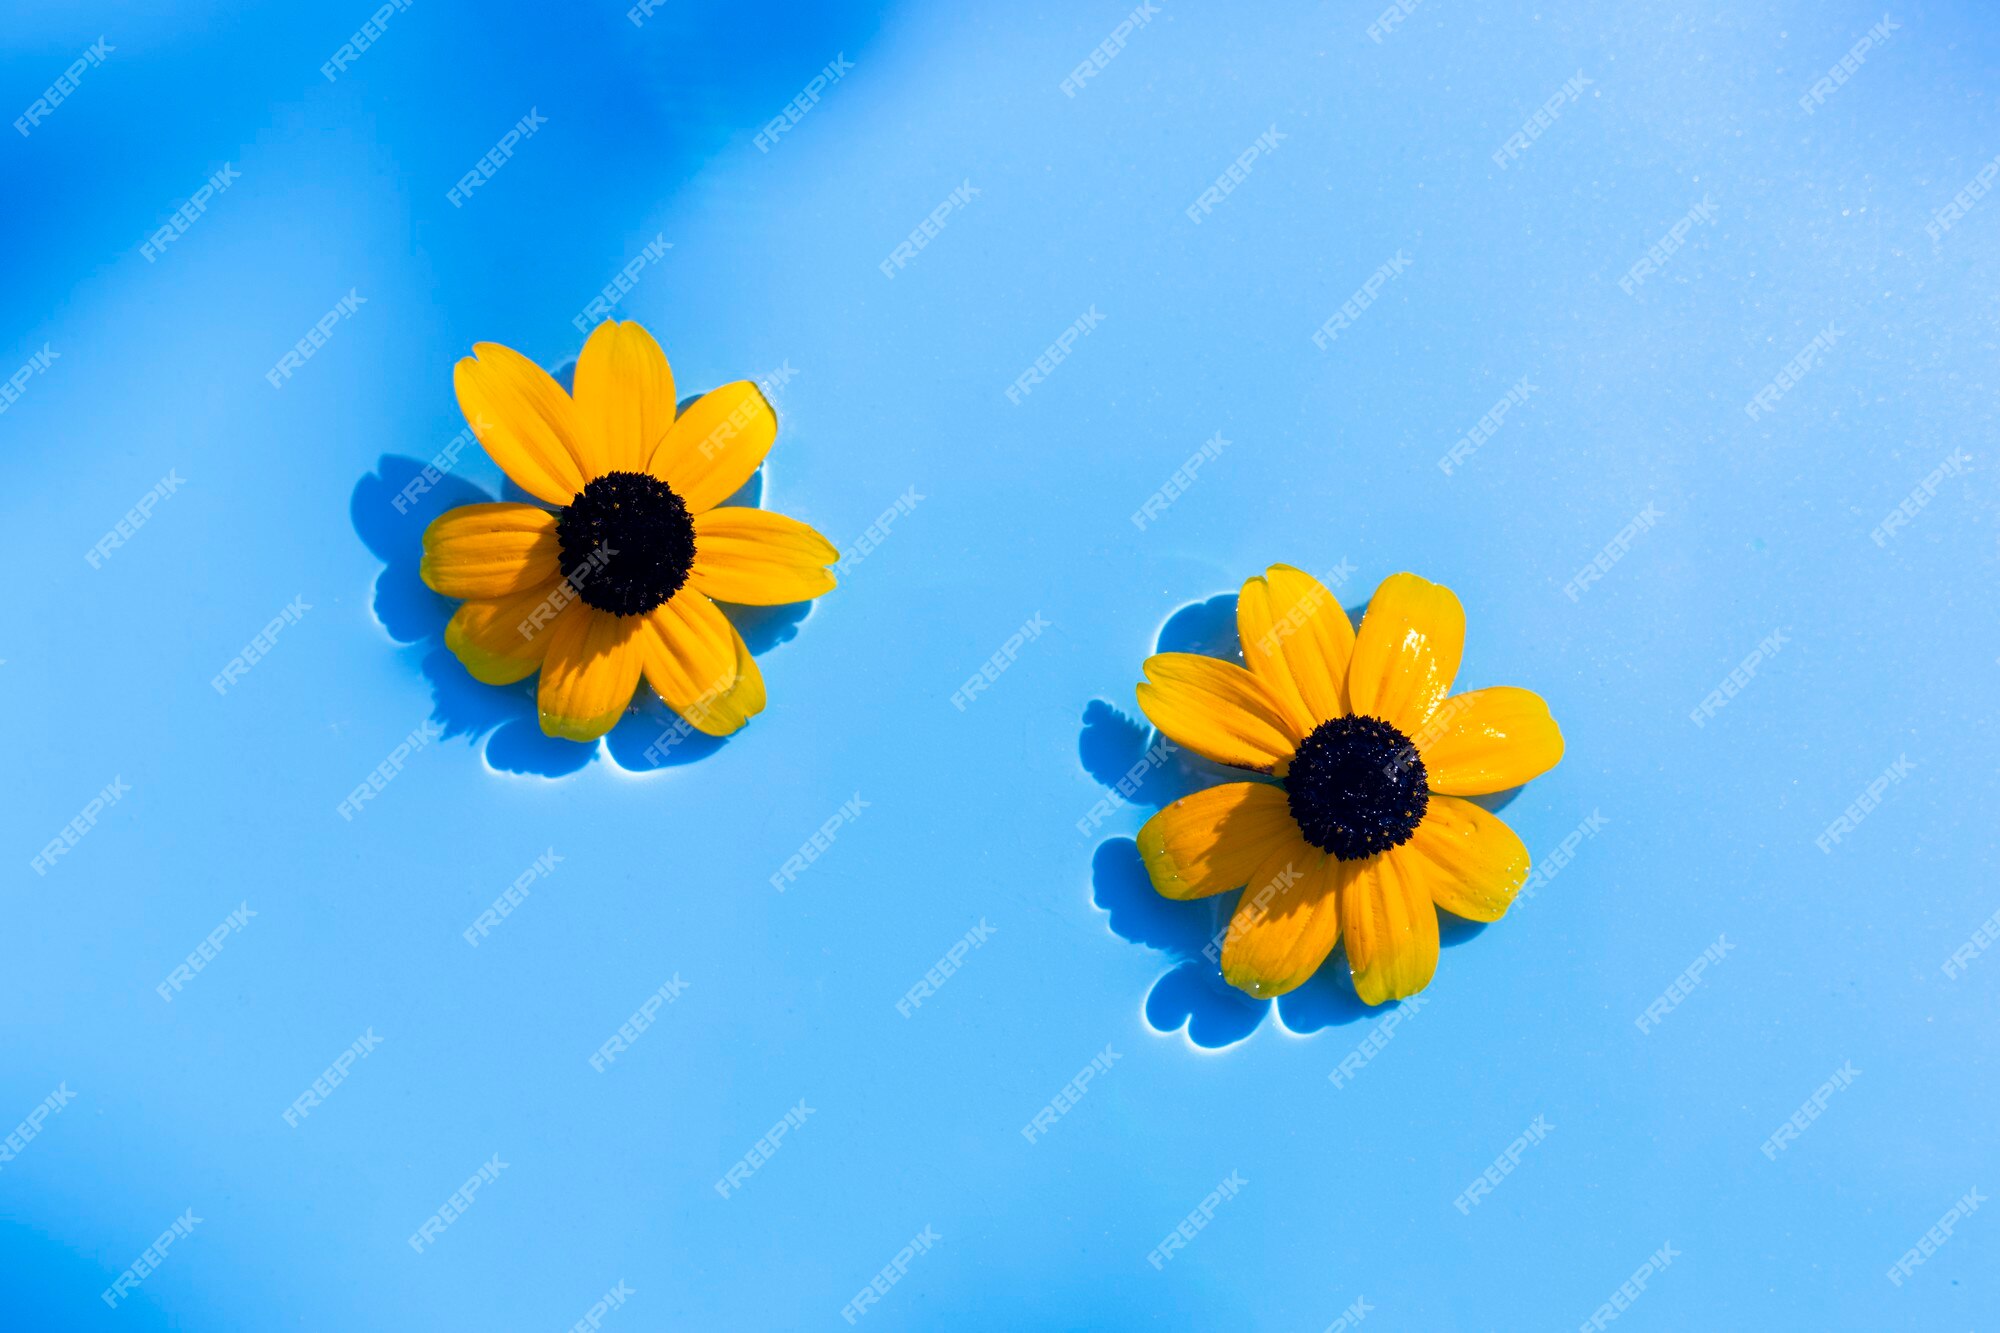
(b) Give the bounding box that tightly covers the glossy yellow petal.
[688,507,838,605]
[647,381,777,513]
[1417,686,1564,796]
[443,576,570,685]
[1135,653,1303,775]
[537,607,645,741]
[1221,839,1344,999]
[1237,563,1354,729]
[1400,796,1530,923]
[1235,577,1313,738]
[1346,572,1465,735]
[453,343,593,504]
[1137,781,1297,900]
[420,503,560,599]
[639,589,765,736]
[573,319,676,475]
[1341,845,1440,1005]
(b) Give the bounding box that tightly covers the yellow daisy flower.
[421,320,837,742]
[1134,567,1563,1005]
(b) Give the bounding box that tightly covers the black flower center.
[1285,714,1430,860]
[556,471,696,617]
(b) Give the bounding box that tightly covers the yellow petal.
[647,382,776,513]
[1221,839,1343,999]
[443,577,570,685]
[1400,796,1530,923]
[537,607,645,741]
[573,320,676,475]
[1137,781,1298,900]
[688,507,838,605]
[1341,846,1440,1005]
[453,343,593,505]
[420,503,560,599]
[1346,572,1464,735]
[1135,653,1302,776]
[1237,563,1354,729]
[1418,686,1564,795]
[638,589,765,736]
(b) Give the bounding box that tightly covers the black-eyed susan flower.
[421,320,837,742]
[1134,567,1563,1005]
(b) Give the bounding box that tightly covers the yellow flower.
[1134,567,1563,1005]
[421,320,837,742]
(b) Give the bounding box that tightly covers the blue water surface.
[5,0,1997,1328]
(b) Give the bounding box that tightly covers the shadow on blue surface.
[351,446,812,779]
[1084,589,1495,1048]
[0,1218,196,1331]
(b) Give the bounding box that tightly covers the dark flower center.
[556,471,696,617]
[1285,714,1430,860]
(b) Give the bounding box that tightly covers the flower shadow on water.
[1083,591,1511,1050]
[351,453,811,780]
[0,1218,189,1331]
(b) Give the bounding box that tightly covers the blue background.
[5,0,1996,1327]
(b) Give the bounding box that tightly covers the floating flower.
[421,320,836,741]
[1134,568,1562,1004]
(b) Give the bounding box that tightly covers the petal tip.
[1351,968,1434,1007]
[1221,962,1303,1000]
[537,707,623,743]
[1134,823,1185,898]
